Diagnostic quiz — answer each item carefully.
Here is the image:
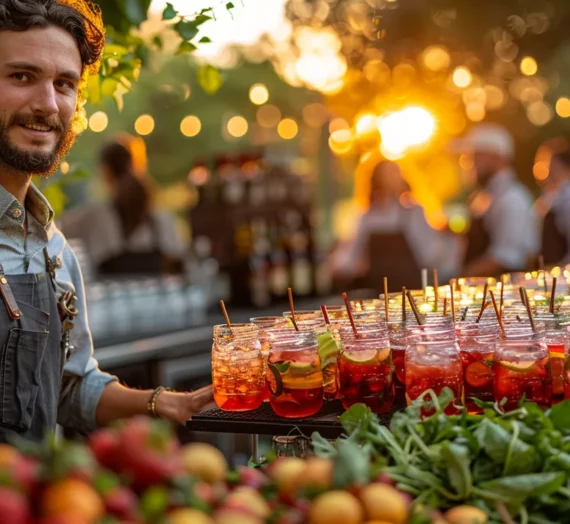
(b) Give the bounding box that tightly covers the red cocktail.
[547,340,566,404]
[405,337,464,416]
[338,326,394,414]
[456,322,499,414]
[494,339,552,410]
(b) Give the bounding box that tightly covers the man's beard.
[0,114,76,176]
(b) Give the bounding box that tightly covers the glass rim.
[339,324,388,338]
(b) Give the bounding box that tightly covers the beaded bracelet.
[148,386,167,418]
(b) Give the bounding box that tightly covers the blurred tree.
[45,0,227,213]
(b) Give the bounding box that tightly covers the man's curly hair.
[0,0,105,134]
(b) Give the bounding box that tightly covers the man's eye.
[56,79,75,90]
[11,73,30,82]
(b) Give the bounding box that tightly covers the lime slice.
[499,360,537,373]
[290,362,315,374]
[317,331,339,368]
[343,349,378,364]
[267,363,284,396]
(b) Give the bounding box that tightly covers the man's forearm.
[95,381,192,426]
[95,381,152,426]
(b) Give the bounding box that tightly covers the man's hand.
[155,385,214,425]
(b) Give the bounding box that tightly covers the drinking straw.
[499,274,505,313]
[406,290,424,325]
[519,286,536,333]
[449,279,456,322]
[433,269,439,312]
[287,287,299,331]
[550,276,557,315]
[443,297,448,316]
[342,292,359,336]
[320,305,330,325]
[383,277,389,321]
[488,291,505,335]
[401,287,407,323]
[421,268,428,292]
[475,283,489,323]
[219,300,233,334]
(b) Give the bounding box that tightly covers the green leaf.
[64,168,91,183]
[194,14,212,25]
[162,2,177,20]
[124,0,152,27]
[479,472,565,501]
[226,2,235,9]
[103,44,130,59]
[176,41,197,55]
[101,77,119,98]
[441,442,472,498]
[152,34,163,50]
[339,403,378,436]
[547,399,570,433]
[85,74,101,105]
[199,36,212,43]
[175,20,200,41]
[41,183,67,216]
[332,438,370,489]
[311,432,337,458]
[474,419,540,475]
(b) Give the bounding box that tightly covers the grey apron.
[0,249,69,442]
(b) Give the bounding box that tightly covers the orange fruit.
[465,361,493,388]
[41,478,104,522]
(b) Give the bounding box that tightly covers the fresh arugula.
[312,389,570,522]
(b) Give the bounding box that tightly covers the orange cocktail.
[212,323,264,411]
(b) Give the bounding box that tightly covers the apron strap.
[0,265,22,321]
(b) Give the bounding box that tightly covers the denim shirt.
[0,182,116,433]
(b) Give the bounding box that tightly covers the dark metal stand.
[186,401,394,440]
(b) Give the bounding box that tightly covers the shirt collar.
[0,182,55,229]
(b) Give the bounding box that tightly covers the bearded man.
[0,0,213,442]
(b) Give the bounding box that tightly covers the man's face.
[472,150,504,187]
[0,26,82,176]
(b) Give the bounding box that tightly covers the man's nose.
[29,82,58,118]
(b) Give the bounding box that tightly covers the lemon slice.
[499,360,537,373]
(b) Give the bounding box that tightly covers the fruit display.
[5,387,570,523]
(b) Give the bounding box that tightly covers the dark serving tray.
[186,401,397,439]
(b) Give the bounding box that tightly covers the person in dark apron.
[458,124,538,277]
[0,0,212,441]
[331,160,442,289]
[540,148,570,266]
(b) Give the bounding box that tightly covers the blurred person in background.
[540,146,570,266]
[62,139,185,276]
[331,160,443,290]
[458,123,538,277]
